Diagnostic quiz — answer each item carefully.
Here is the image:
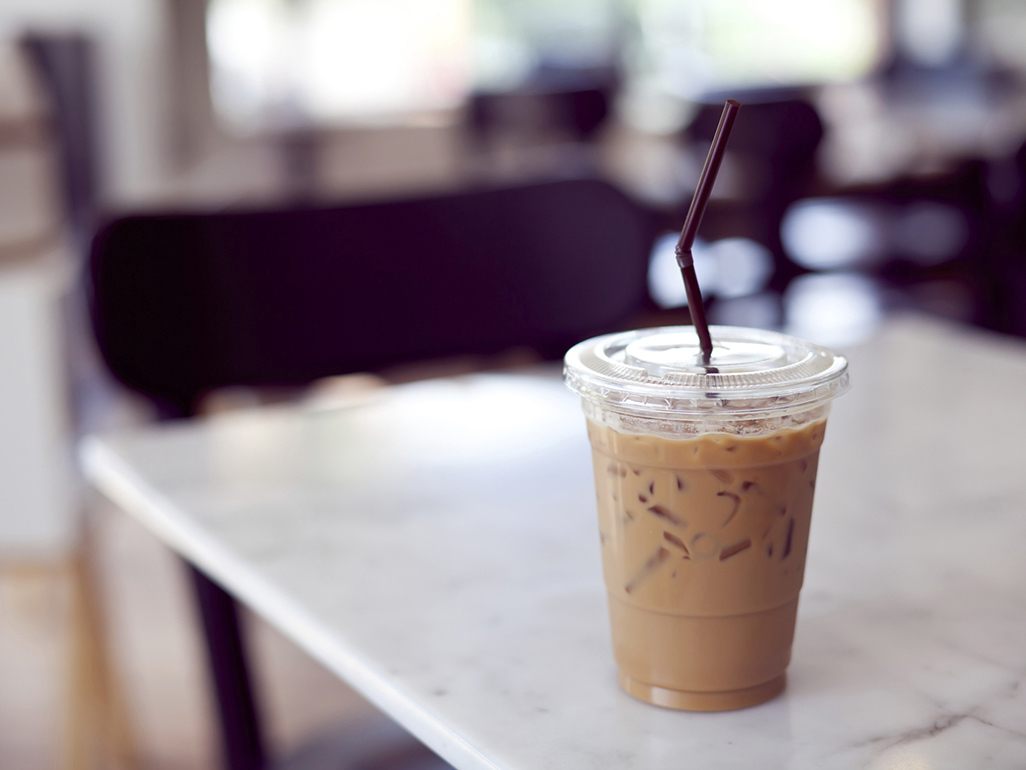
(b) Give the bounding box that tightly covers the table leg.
[189,563,267,770]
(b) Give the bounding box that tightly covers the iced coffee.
[564,326,848,711]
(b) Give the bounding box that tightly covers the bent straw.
[675,99,741,362]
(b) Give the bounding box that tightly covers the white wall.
[0,257,74,557]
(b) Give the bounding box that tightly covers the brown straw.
[675,99,741,362]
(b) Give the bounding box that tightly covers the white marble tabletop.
[81,316,1026,770]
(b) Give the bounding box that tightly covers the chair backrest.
[686,92,824,208]
[688,92,824,161]
[467,87,612,145]
[89,178,656,414]
[20,33,101,242]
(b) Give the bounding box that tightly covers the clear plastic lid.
[564,326,849,420]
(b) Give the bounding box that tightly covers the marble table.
[81,315,1026,769]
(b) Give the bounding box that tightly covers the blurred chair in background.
[90,178,655,415]
[988,137,1026,337]
[778,156,999,340]
[463,66,620,179]
[20,32,101,246]
[0,36,136,770]
[0,41,62,261]
[683,90,825,294]
[88,177,657,769]
[871,159,994,328]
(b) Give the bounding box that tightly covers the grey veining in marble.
[81,317,1026,769]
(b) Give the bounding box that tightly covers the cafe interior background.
[1,0,1026,767]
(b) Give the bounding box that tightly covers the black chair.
[87,177,657,770]
[467,86,613,145]
[91,178,654,416]
[987,138,1026,337]
[462,65,620,179]
[684,90,825,292]
[20,32,101,244]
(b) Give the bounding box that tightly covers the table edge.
[78,435,505,770]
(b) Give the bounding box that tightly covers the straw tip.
[726,99,741,108]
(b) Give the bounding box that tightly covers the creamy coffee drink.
[588,418,825,711]
[564,326,848,711]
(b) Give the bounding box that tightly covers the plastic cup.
[564,326,849,711]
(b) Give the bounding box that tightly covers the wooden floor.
[0,496,386,770]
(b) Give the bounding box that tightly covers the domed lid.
[564,326,849,418]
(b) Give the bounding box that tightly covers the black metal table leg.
[189,563,267,770]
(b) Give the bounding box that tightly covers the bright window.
[206,0,882,131]
[634,0,880,97]
[207,0,471,130]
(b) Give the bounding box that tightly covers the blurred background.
[3,0,1026,767]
